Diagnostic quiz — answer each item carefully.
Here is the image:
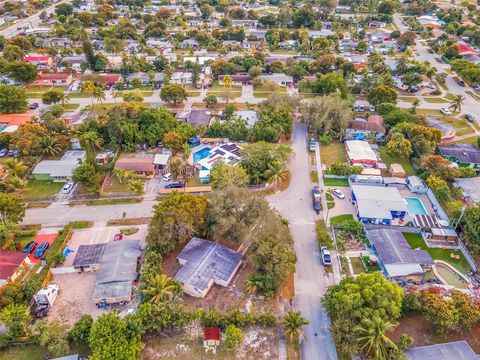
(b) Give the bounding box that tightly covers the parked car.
[312,186,321,214]
[0,148,7,157]
[7,150,17,157]
[62,182,74,194]
[23,241,37,254]
[369,105,375,112]
[458,80,466,87]
[309,138,316,152]
[473,85,480,91]
[357,104,365,112]
[407,86,419,93]
[29,102,39,110]
[332,188,345,199]
[440,108,452,116]
[113,233,123,241]
[165,182,183,189]
[320,246,332,266]
[465,114,474,122]
[34,242,49,258]
[162,173,172,182]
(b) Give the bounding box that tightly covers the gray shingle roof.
[368,228,434,265]
[95,240,140,284]
[438,144,480,164]
[175,237,242,292]
[73,244,106,268]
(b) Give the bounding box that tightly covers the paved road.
[268,123,338,360]
[0,0,72,38]
[23,198,157,227]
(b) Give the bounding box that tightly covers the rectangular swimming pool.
[404,197,428,216]
[193,147,211,163]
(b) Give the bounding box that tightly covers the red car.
[114,233,123,241]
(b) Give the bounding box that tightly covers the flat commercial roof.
[175,237,242,293]
[406,341,478,360]
[368,228,434,267]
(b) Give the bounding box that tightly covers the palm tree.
[263,161,288,187]
[354,317,398,360]
[4,158,28,178]
[81,80,96,105]
[93,86,106,104]
[113,168,135,185]
[223,74,233,103]
[36,136,62,157]
[128,179,145,195]
[141,274,181,303]
[80,131,103,152]
[450,94,465,112]
[5,176,26,193]
[282,311,309,340]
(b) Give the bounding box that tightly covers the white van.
[162,173,172,182]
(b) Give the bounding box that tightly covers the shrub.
[316,220,334,249]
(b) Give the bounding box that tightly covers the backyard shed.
[174,237,242,298]
[389,163,405,178]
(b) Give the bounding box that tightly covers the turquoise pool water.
[404,197,428,215]
[193,147,211,163]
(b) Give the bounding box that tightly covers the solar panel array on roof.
[368,228,434,265]
[221,144,241,156]
[415,214,440,228]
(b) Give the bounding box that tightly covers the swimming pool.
[193,147,211,163]
[404,197,428,216]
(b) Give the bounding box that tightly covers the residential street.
[268,123,338,360]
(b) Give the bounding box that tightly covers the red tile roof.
[0,250,28,280]
[24,56,50,62]
[204,327,220,341]
[349,115,386,133]
[39,73,71,80]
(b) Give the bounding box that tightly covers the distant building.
[32,150,86,182]
[174,237,242,298]
[406,341,478,360]
[115,154,155,177]
[0,250,31,288]
[33,73,73,87]
[345,140,377,167]
[345,115,386,141]
[234,110,258,127]
[437,144,480,168]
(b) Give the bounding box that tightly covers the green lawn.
[323,177,350,186]
[330,214,354,225]
[455,127,475,136]
[423,97,448,103]
[456,136,479,145]
[378,146,415,176]
[310,171,318,183]
[24,180,63,201]
[209,82,241,91]
[403,232,471,274]
[320,143,347,166]
[351,257,365,274]
[63,103,80,111]
[27,93,44,99]
[398,96,417,103]
[0,345,47,360]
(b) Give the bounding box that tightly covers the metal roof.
[368,228,434,266]
[406,341,478,360]
[95,240,140,284]
[175,237,242,292]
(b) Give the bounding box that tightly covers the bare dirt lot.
[142,325,279,360]
[48,272,104,328]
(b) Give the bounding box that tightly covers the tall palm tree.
[141,274,181,303]
[80,131,103,152]
[450,94,465,112]
[4,158,28,178]
[263,161,288,187]
[81,80,96,105]
[5,176,26,193]
[282,311,309,340]
[36,136,62,156]
[128,179,145,195]
[113,168,135,185]
[354,317,398,360]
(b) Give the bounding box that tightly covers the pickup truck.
[312,186,322,213]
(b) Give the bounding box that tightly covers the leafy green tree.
[42,89,68,105]
[354,317,398,360]
[0,304,30,337]
[3,45,25,62]
[225,325,243,349]
[6,61,38,85]
[160,84,188,104]
[282,311,309,340]
[55,3,74,16]
[72,162,98,190]
[69,315,93,344]
[31,320,70,357]
[401,72,421,90]
[367,85,398,105]
[210,162,249,190]
[4,158,27,178]
[82,40,96,69]
[147,192,208,254]
[300,96,351,138]
[163,131,184,153]
[203,94,217,107]
[89,313,142,360]
[141,274,182,303]
[122,89,144,103]
[0,193,25,226]
[386,133,411,159]
[463,205,480,255]
[0,85,28,113]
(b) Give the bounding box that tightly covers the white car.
[440,108,452,116]
[320,246,332,266]
[332,188,345,199]
[62,182,74,194]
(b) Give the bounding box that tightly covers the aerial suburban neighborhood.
[2,0,480,359]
